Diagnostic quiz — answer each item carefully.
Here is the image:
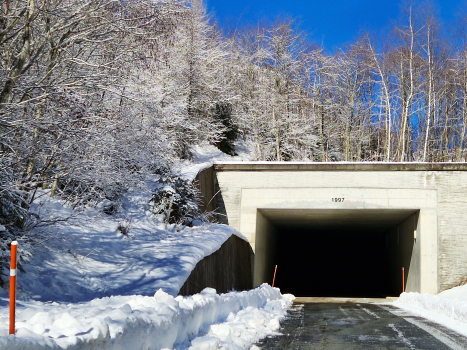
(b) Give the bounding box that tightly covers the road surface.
[254,302,467,349]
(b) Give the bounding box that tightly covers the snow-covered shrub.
[0,191,33,287]
[0,156,35,286]
[0,226,16,287]
[149,171,201,224]
[0,189,28,230]
[59,177,127,210]
[0,229,33,287]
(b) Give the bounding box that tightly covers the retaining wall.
[179,234,253,295]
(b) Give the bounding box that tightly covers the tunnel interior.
[254,209,420,298]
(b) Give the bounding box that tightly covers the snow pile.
[396,284,467,323]
[0,285,293,350]
[190,294,293,350]
[395,284,467,336]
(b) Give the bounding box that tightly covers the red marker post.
[272,265,277,288]
[402,267,405,293]
[9,241,17,335]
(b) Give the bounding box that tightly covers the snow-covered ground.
[0,143,252,303]
[0,143,297,349]
[394,284,467,338]
[1,186,241,302]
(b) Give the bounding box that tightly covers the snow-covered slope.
[0,191,291,349]
[0,143,297,349]
[1,186,241,303]
[4,144,252,303]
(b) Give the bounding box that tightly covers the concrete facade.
[209,163,467,295]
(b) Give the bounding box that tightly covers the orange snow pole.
[272,265,277,288]
[402,267,405,293]
[9,241,17,335]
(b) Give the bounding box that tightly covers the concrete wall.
[386,212,419,293]
[238,187,436,293]
[253,211,279,286]
[194,166,215,213]
[179,234,253,296]
[213,163,467,294]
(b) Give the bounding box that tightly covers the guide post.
[9,241,17,335]
[272,265,277,288]
[402,267,405,293]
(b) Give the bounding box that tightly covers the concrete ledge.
[214,162,467,172]
[294,297,399,304]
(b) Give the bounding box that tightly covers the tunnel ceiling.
[260,209,418,233]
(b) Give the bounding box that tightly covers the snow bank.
[436,283,467,302]
[0,285,292,350]
[394,284,467,336]
[188,291,293,350]
[396,292,467,324]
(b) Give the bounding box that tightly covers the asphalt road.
[254,303,467,349]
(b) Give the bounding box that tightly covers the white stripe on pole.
[10,269,16,276]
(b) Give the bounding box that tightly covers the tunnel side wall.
[194,166,215,213]
[387,212,420,293]
[254,211,278,287]
[179,234,253,296]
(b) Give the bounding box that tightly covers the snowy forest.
[3,0,467,246]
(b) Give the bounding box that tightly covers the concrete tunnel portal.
[194,163,467,296]
[254,209,419,298]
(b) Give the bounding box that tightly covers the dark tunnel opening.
[255,209,419,298]
[275,229,390,297]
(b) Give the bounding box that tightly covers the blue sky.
[206,0,465,49]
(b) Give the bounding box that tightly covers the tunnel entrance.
[254,209,419,298]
